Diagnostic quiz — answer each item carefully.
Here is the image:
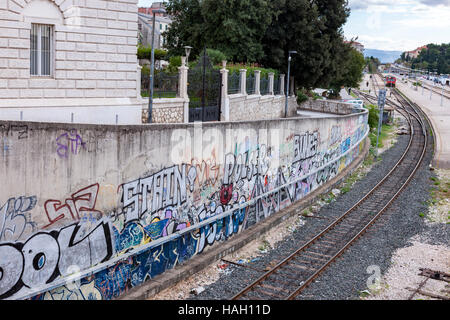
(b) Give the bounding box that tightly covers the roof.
[138,13,172,24]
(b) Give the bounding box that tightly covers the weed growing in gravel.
[258,239,272,253]
[325,193,336,204]
[424,170,450,224]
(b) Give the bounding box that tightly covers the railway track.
[415,82,450,100]
[231,88,428,301]
[389,74,450,100]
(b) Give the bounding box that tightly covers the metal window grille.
[30,24,53,77]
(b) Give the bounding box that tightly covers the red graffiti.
[220,184,233,205]
[43,183,101,228]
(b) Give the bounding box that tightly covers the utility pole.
[376,89,386,157]
[285,50,297,118]
[147,8,166,123]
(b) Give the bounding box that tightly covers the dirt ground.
[364,169,450,300]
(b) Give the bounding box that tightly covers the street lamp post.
[184,46,192,66]
[285,50,297,118]
[147,8,166,123]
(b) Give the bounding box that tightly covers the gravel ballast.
[185,113,447,300]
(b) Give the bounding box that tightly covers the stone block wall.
[0,0,142,124]
[141,97,186,124]
[227,94,297,122]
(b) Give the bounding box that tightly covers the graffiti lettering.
[56,129,86,159]
[121,165,188,223]
[0,220,113,299]
[0,196,36,242]
[293,131,319,163]
[43,184,101,228]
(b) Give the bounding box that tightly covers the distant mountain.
[363,49,403,64]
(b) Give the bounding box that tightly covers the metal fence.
[141,71,179,98]
[228,72,240,94]
[260,76,269,95]
[273,77,281,95]
[246,74,255,95]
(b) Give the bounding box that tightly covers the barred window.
[30,24,53,76]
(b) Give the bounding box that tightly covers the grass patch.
[141,91,177,98]
[369,123,395,150]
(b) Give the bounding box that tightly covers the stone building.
[138,13,171,49]
[405,45,428,60]
[0,0,142,124]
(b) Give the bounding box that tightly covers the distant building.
[138,2,168,17]
[344,40,364,54]
[405,45,428,59]
[138,13,172,49]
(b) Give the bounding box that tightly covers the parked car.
[342,99,365,109]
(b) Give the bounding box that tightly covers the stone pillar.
[178,56,189,99]
[280,74,285,96]
[268,72,274,95]
[137,65,142,99]
[240,69,247,95]
[220,60,230,121]
[254,70,261,95]
[178,56,190,123]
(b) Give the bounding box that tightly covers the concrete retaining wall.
[300,99,357,115]
[0,110,368,300]
[227,94,297,122]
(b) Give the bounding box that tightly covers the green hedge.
[220,64,279,78]
[137,45,168,61]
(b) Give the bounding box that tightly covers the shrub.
[222,63,279,78]
[137,45,168,61]
[296,89,309,104]
[206,48,228,65]
[166,56,182,73]
[367,104,379,131]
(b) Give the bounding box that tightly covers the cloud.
[418,0,450,6]
[348,0,402,10]
[349,0,449,11]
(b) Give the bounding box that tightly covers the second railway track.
[231,87,429,301]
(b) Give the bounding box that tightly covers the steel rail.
[286,90,427,299]
[232,85,427,301]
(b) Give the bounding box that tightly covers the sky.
[344,0,450,51]
[138,0,450,52]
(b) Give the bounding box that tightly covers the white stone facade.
[0,0,142,124]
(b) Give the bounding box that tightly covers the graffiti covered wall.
[0,112,368,300]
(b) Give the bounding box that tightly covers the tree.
[365,56,380,74]
[164,0,205,58]
[329,47,366,94]
[411,43,450,74]
[164,0,272,63]
[260,0,351,89]
[165,0,353,89]
[201,0,272,62]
